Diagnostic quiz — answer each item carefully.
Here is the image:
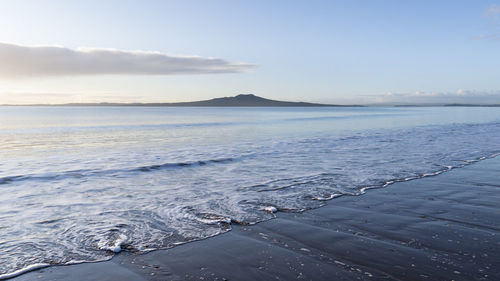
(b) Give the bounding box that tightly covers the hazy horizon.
[1,1,500,105]
[1,93,500,106]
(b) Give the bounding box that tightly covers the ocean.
[1,106,499,278]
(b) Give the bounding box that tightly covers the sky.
[0,0,499,105]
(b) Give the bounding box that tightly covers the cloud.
[474,5,500,40]
[371,90,500,105]
[0,42,256,78]
[486,4,500,18]
[472,33,500,40]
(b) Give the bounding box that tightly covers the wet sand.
[14,157,500,281]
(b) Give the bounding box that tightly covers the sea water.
[1,106,500,278]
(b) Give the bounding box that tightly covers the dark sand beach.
[13,157,500,281]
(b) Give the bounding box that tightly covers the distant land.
[393,103,500,107]
[18,94,357,107]
[443,103,500,107]
[2,95,500,107]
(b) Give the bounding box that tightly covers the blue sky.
[0,0,499,104]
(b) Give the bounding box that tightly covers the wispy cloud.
[0,42,256,78]
[486,4,500,19]
[472,33,500,40]
[371,90,500,105]
[474,5,500,40]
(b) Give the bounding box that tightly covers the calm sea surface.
[1,106,500,278]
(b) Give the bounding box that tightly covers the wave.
[1,153,498,280]
[0,264,51,280]
[245,152,500,200]
[135,157,234,172]
[0,156,241,186]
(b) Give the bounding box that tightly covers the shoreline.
[10,156,500,280]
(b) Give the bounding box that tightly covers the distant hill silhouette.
[5,95,500,107]
[161,94,338,107]
[59,94,354,107]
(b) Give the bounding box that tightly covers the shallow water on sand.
[1,106,500,278]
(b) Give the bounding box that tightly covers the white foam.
[311,194,341,201]
[98,234,127,253]
[263,206,277,213]
[0,263,50,280]
[196,216,232,225]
